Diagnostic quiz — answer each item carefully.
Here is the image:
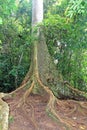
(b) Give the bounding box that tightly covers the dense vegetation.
[0,0,87,94]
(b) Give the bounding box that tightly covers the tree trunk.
[32,0,43,26]
[11,0,87,99]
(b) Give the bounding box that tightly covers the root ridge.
[4,73,87,130]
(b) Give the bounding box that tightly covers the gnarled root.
[17,81,34,107]
[64,81,87,99]
[37,77,73,130]
[22,101,39,130]
[4,74,87,130]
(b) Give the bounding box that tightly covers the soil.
[5,89,87,130]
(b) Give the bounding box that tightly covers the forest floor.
[5,89,87,130]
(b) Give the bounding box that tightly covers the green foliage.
[65,0,87,20]
[44,0,57,14]
[43,1,87,92]
[0,0,17,22]
[0,0,32,92]
[0,18,2,24]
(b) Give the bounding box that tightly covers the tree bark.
[32,0,43,26]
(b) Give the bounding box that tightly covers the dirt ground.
[5,90,87,130]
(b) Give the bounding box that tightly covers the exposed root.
[10,80,30,95]
[6,73,87,130]
[0,98,9,130]
[15,78,39,130]
[68,100,87,116]
[23,81,34,101]
[79,102,87,109]
[65,105,77,116]
[17,81,34,107]
[37,77,74,130]
[9,73,87,130]
[4,79,33,109]
[57,98,87,118]
[22,101,39,130]
[67,100,87,111]
[64,81,87,97]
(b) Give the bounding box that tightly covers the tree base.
[2,71,87,130]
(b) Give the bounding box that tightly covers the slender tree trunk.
[30,0,63,95]
[32,0,43,26]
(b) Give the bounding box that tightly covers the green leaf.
[0,18,2,24]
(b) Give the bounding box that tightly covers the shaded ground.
[5,90,87,130]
